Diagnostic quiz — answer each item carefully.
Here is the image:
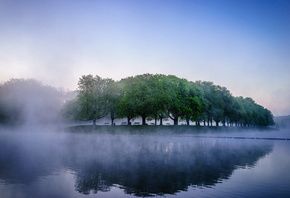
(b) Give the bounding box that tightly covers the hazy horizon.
[1,0,289,116]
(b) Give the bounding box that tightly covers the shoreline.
[65,125,278,134]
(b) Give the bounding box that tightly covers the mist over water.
[1,127,289,198]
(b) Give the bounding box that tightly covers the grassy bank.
[65,125,277,135]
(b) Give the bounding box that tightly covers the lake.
[0,127,290,198]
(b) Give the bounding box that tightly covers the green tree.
[145,74,170,125]
[227,97,241,126]
[216,86,233,126]
[182,81,202,125]
[194,81,209,126]
[117,77,138,125]
[196,81,216,126]
[263,108,275,126]
[77,75,112,125]
[104,80,123,125]
[63,73,275,128]
[165,75,201,125]
[232,97,274,127]
[118,74,166,125]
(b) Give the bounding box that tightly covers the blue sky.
[0,0,289,116]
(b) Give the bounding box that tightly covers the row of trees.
[62,74,274,127]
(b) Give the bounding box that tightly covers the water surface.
[0,128,289,198]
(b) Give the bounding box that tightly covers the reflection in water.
[0,132,63,184]
[0,132,273,197]
[65,135,273,197]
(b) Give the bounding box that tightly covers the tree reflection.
[69,136,273,197]
[0,132,276,197]
[0,132,64,184]
[75,172,110,194]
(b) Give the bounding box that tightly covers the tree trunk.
[216,121,219,127]
[169,113,178,125]
[93,118,96,126]
[110,111,115,125]
[174,117,178,125]
[159,116,163,125]
[142,116,146,125]
[186,118,190,125]
[127,117,131,125]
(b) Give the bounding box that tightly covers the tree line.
[62,74,274,127]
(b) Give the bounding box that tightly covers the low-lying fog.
[1,127,288,198]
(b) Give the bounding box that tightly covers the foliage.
[62,73,274,127]
[76,75,113,125]
[0,74,274,128]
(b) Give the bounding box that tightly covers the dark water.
[0,128,290,198]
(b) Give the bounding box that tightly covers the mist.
[0,78,67,128]
[0,129,276,197]
[1,115,290,197]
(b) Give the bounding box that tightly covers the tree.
[62,73,275,128]
[214,86,233,126]
[164,75,201,125]
[77,75,112,125]
[182,81,202,125]
[196,81,216,126]
[118,74,166,125]
[263,108,275,126]
[61,98,80,121]
[117,77,138,125]
[232,97,274,127]
[227,97,241,126]
[194,81,209,126]
[142,74,171,125]
[0,78,61,125]
[104,80,123,125]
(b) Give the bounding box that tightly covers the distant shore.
[65,125,278,134]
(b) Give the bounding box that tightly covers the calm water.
[0,128,290,198]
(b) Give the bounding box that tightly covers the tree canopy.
[62,74,274,127]
[0,75,274,127]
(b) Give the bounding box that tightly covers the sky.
[0,0,289,116]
